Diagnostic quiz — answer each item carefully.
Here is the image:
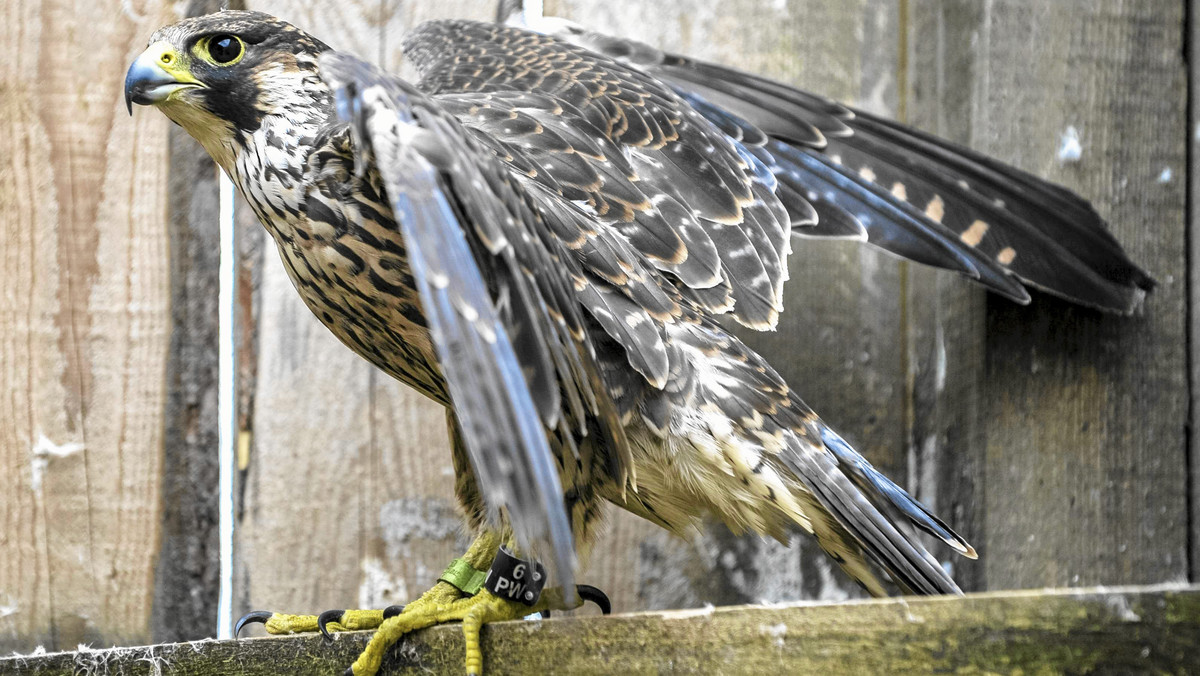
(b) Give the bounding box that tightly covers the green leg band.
[439,557,489,595]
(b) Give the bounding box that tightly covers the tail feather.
[820,427,976,560]
[784,429,964,596]
[668,321,973,597]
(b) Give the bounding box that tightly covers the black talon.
[234,610,273,638]
[317,609,344,642]
[577,585,611,615]
[382,604,405,619]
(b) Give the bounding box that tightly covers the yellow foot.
[349,586,572,676]
[233,580,466,639]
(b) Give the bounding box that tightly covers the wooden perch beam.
[4,585,1197,675]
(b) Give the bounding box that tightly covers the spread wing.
[318,52,635,590]
[551,20,1156,314]
[405,18,1153,316]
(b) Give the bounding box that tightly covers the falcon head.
[124,11,331,170]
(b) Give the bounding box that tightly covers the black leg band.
[483,545,547,606]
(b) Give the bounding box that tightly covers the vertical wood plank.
[150,0,227,645]
[1190,0,1200,587]
[0,0,179,651]
[986,0,1187,589]
[902,0,992,593]
[921,0,1188,589]
[232,195,264,622]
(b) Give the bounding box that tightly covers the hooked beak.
[124,41,202,115]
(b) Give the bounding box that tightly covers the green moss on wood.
[3,585,1197,675]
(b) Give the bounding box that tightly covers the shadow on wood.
[4,585,1196,675]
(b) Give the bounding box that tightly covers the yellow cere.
[144,40,202,86]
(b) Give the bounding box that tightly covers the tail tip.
[953,540,979,560]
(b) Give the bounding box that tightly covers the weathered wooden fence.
[6,586,1200,674]
[0,0,1193,657]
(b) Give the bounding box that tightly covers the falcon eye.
[206,34,244,64]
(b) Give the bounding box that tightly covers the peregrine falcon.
[125,10,1152,675]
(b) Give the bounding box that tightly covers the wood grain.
[0,0,180,651]
[901,0,992,594]
[1190,0,1200,587]
[5,585,1198,675]
[959,0,1188,589]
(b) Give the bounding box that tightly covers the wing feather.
[543,20,1153,314]
[404,20,795,329]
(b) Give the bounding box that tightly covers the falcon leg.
[235,531,605,675]
[349,554,576,676]
[234,531,499,639]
